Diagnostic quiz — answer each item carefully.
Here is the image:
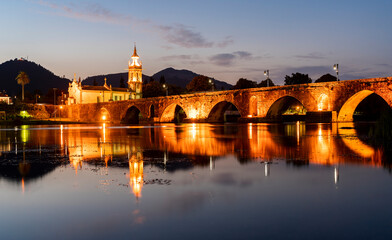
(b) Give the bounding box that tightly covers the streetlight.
[35,94,40,104]
[162,84,168,96]
[333,64,339,81]
[264,70,270,87]
[53,88,57,105]
[208,79,214,91]
[53,88,57,119]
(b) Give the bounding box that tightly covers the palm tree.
[15,71,30,101]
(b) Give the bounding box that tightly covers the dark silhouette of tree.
[232,78,257,90]
[284,72,312,85]
[15,71,30,101]
[186,75,211,92]
[315,73,337,83]
[257,78,275,87]
[142,82,165,98]
[159,75,166,84]
[149,77,155,83]
[120,76,126,88]
[93,78,98,86]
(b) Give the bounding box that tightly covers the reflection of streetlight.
[264,70,270,87]
[59,105,63,122]
[208,79,214,91]
[162,84,168,96]
[333,64,339,81]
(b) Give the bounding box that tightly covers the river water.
[0,123,391,239]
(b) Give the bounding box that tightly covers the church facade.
[68,44,143,105]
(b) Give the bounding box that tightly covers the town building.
[68,44,143,104]
[0,91,11,105]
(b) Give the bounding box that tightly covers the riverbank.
[0,118,87,126]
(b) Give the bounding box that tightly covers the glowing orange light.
[247,115,252,118]
[21,178,25,194]
[102,115,107,121]
[60,105,63,109]
[188,109,198,119]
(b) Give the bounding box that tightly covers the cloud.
[159,54,205,65]
[35,1,233,49]
[154,24,214,48]
[294,52,326,60]
[160,55,194,61]
[209,51,255,66]
[217,36,234,48]
[36,0,133,25]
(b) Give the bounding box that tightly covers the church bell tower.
[128,43,143,99]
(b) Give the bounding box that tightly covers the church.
[68,44,143,104]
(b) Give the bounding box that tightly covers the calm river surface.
[0,123,391,239]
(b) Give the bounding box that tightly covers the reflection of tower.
[129,150,143,199]
[128,43,143,99]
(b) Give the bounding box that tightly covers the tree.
[159,75,166,84]
[257,78,275,87]
[120,76,126,88]
[93,78,98,86]
[232,78,257,90]
[15,71,30,101]
[149,77,155,83]
[142,81,166,98]
[284,72,312,85]
[315,73,337,83]
[186,75,211,92]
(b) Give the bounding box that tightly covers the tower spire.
[132,42,138,57]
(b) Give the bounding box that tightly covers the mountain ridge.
[0,60,233,97]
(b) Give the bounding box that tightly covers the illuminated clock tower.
[128,43,143,99]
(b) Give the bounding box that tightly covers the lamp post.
[162,84,168,96]
[208,79,214,91]
[264,70,270,87]
[53,88,57,119]
[35,94,40,104]
[333,64,339,81]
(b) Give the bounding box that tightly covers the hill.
[152,67,232,90]
[84,67,232,90]
[0,59,70,96]
[83,72,149,87]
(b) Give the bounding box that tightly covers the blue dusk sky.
[1,0,391,85]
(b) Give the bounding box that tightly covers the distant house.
[0,91,11,104]
[68,77,130,104]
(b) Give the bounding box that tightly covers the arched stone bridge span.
[65,77,392,123]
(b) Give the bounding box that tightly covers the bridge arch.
[266,96,307,121]
[122,105,143,124]
[98,107,110,122]
[160,103,188,123]
[338,90,392,121]
[149,104,155,118]
[207,101,242,122]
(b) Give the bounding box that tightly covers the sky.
[1,0,392,85]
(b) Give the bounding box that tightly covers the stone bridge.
[64,77,392,123]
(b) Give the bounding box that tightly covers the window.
[114,96,118,101]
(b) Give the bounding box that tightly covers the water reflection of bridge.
[0,123,388,196]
